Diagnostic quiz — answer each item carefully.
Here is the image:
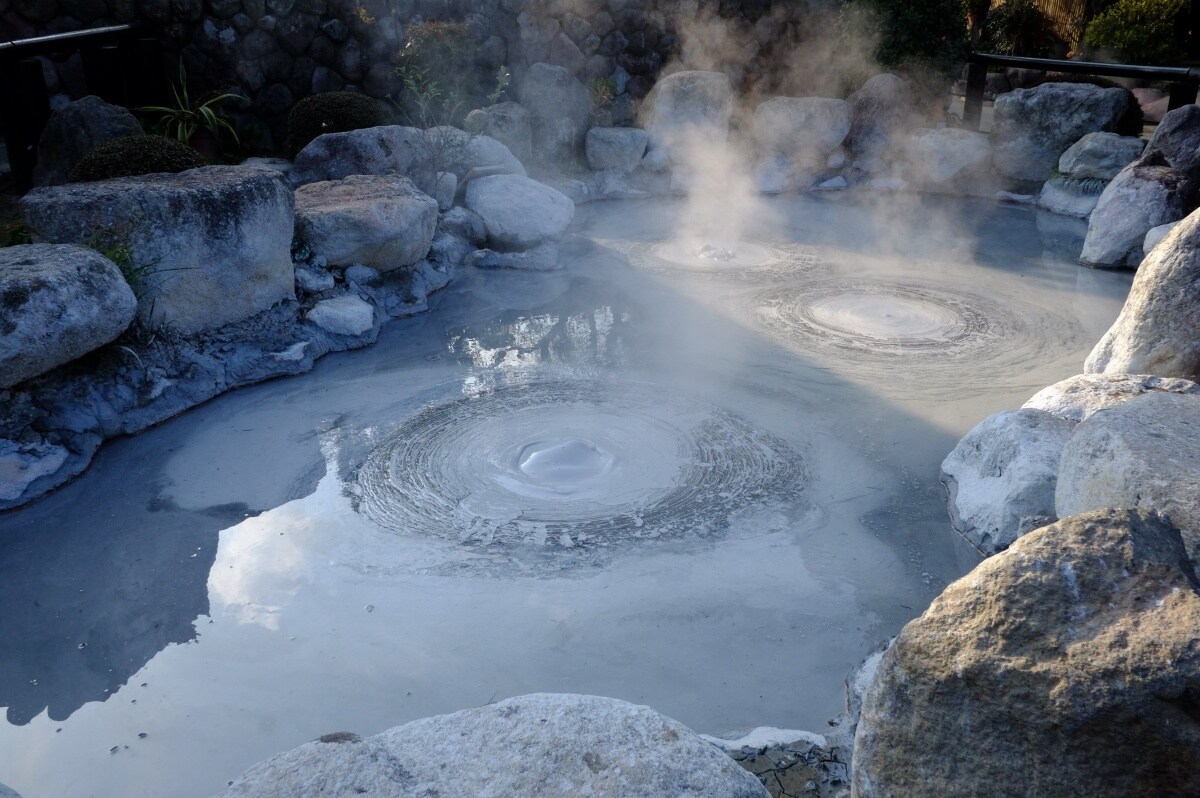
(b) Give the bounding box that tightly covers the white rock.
[1024,373,1200,422]
[433,172,457,211]
[21,166,294,334]
[465,174,574,250]
[0,244,136,388]
[425,126,526,179]
[940,408,1075,555]
[1079,164,1187,268]
[1057,131,1145,180]
[586,127,649,173]
[305,295,375,337]
[0,438,70,502]
[904,128,991,185]
[291,125,432,188]
[752,96,851,167]
[294,174,438,273]
[1036,180,1102,219]
[1056,392,1200,563]
[847,73,915,175]
[464,102,533,163]
[215,693,769,798]
[1086,206,1200,379]
[1144,220,1180,254]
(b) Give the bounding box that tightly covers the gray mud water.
[0,194,1131,797]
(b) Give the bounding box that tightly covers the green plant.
[69,135,207,182]
[589,77,617,108]
[393,20,486,128]
[488,65,512,105]
[284,91,393,157]
[983,0,1064,57]
[1,219,32,247]
[840,0,969,76]
[1085,0,1188,64]
[139,62,246,152]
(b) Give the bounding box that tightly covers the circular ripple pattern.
[618,239,823,280]
[355,382,805,555]
[753,277,1086,386]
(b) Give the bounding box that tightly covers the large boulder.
[21,165,295,334]
[642,70,733,150]
[294,175,438,272]
[752,97,851,168]
[465,174,574,250]
[0,244,136,388]
[518,62,593,165]
[423,126,526,179]
[853,508,1200,798]
[1024,372,1200,422]
[1086,207,1200,378]
[464,101,534,164]
[940,408,1074,555]
[216,693,769,798]
[1056,392,1200,564]
[1057,131,1145,180]
[290,125,433,188]
[32,95,143,187]
[1141,103,1200,175]
[991,82,1129,182]
[846,73,914,174]
[903,128,991,186]
[586,127,649,173]
[1079,163,1189,268]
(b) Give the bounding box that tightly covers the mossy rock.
[285,91,395,158]
[69,135,207,183]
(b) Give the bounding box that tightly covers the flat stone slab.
[295,175,438,272]
[21,166,295,334]
[0,244,136,388]
[215,693,768,798]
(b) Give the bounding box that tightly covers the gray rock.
[294,175,438,273]
[433,172,457,211]
[1086,206,1200,378]
[465,174,574,250]
[1079,164,1188,268]
[1057,131,1145,180]
[342,264,379,286]
[518,62,593,165]
[21,166,295,334]
[437,207,487,246]
[940,408,1075,555]
[424,127,526,180]
[463,101,533,164]
[305,295,374,337]
[853,507,1200,798]
[1141,103,1200,175]
[903,128,991,185]
[1056,392,1200,564]
[753,96,851,168]
[290,125,433,188]
[0,782,25,798]
[0,244,136,388]
[0,438,70,503]
[215,693,768,798]
[586,127,649,173]
[642,70,733,151]
[294,263,335,294]
[846,73,914,174]
[1035,180,1102,219]
[991,82,1129,181]
[468,241,560,271]
[1024,372,1200,422]
[32,95,142,187]
[1144,220,1180,254]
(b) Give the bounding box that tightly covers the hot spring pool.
[0,193,1132,797]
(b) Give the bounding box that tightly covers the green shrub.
[393,20,488,127]
[284,91,393,158]
[1085,0,1189,64]
[840,0,969,76]
[69,135,207,182]
[1026,73,1146,135]
[983,0,1065,57]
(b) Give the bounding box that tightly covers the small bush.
[1026,73,1146,135]
[393,20,489,127]
[284,91,393,158]
[983,0,1065,57]
[69,135,207,182]
[1085,0,1189,64]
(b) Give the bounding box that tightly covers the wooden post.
[963,59,988,131]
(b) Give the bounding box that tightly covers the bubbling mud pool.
[0,194,1132,798]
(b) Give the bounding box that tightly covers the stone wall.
[0,0,836,148]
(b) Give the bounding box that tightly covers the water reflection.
[448,303,632,374]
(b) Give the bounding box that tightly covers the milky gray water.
[0,194,1131,797]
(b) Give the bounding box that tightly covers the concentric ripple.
[753,277,1087,387]
[616,239,823,280]
[354,381,806,556]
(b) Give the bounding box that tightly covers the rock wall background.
[0,0,843,149]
